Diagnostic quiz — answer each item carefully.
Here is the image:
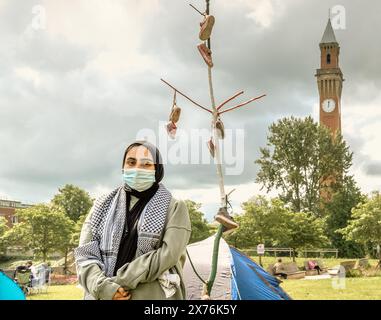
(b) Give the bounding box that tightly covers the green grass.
[26,279,381,300]
[281,277,381,300]
[27,285,84,300]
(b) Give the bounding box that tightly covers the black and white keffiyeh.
[74,183,172,299]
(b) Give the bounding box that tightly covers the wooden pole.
[204,0,227,297]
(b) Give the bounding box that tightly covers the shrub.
[50,274,78,286]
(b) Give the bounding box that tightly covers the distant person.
[42,263,52,284]
[273,258,287,279]
[26,261,36,280]
[308,260,323,275]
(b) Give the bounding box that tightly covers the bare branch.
[219,94,266,115]
[217,91,244,111]
[161,78,212,114]
[189,3,205,16]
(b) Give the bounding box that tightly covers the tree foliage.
[51,184,93,222]
[225,196,328,258]
[4,204,74,261]
[185,200,210,244]
[284,211,329,260]
[324,176,366,258]
[0,217,9,256]
[339,192,381,260]
[255,116,353,215]
[71,213,87,247]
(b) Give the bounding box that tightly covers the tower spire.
[320,18,338,44]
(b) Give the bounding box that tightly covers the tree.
[283,211,329,261]
[225,197,289,249]
[185,200,210,244]
[0,217,9,256]
[71,214,87,248]
[51,184,93,223]
[4,204,75,262]
[324,176,366,258]
[225,196,329,261]
[255,116,353,216]
[339,192,381,266]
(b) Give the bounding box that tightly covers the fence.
[243,247,339,259]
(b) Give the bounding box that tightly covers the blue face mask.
[123,168,156,192]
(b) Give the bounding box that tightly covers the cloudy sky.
[0,0,380,221]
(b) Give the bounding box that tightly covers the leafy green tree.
[255,116,353,216]
[51,184,93,222]
[324,176,366,258]
[339,192,381,265]
[71,214,87,248]
[225,197,289,249]
[0,217,9,256]
[185,200,210,244]
[4,204,75,262]
[283,211,329,261]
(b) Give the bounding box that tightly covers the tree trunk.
[292,248,296,262]
[64,248,68,274]
[43,251,47,262]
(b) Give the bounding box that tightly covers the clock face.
[322,99,336,113]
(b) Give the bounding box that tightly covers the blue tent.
[230,247,291,300]
[0,270,26,300]
[184,236,291,300]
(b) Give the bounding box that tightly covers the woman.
[74,141,191,300]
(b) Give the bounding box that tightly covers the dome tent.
[183,236,291,300]
[0,270,26,300]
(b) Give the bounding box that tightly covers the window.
[11,215,18,224]
[327,54,331,64]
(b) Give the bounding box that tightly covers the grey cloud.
[0,0,380,205]
[365,162,381,176]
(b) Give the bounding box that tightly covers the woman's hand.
[112,287,131,300]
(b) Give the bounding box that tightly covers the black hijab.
[114,141,164,275]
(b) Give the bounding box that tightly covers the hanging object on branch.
[166,91,182,139]
[197,42,213,68]
[190,3,215,41]
[199,15,215,41]
[214,207,238,231]
[207,137,215,158]
[166,122,177,139]
[215,117,225,140]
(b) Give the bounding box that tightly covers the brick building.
[0,199,31,228]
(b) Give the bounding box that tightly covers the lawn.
[27,285,84,300]
[26,277,381,300]
[281,277,381,300]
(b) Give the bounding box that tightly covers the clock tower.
[316,18,344,135]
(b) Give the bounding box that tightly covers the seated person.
[273,258,288,279]
[13,265,28,280]
[308,260,322,275]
